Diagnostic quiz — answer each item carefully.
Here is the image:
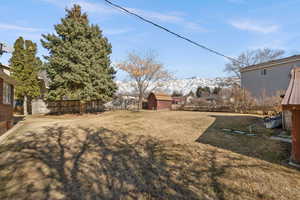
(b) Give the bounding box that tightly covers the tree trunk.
[23,95,28,116]
[138,93,143,110]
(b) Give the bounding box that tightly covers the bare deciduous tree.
[225,48,285,78]
[257,89,285,115]
[230,85,256,113]
[117,52,172,109]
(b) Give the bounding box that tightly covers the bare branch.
[224,48,285,78]
[117,51,173,109]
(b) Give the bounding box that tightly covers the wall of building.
[283,110,292,130]
[0,78,14,134]
[157,100,172,110]
[147,94,157,110]
[32,99,50,115]
[147,94,172,110]
[241,61,300,98]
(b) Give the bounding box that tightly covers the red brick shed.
[0,68,16,134]
[282,67,300,165]
[148,92,172,110]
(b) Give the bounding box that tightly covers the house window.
[3,82,12,105]
[260,69,267,76]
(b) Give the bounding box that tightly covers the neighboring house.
[188,96,218,106]
[185,93,195,104]
[240,55,300,130]
[172,96,185,105]
[31,71,51,115]
[0,64,16,134]
[148,92,172,110]
[240,55,300,98]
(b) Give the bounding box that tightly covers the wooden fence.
[179,105,233,112]
[46,100,104,114]
[177,105,278,115]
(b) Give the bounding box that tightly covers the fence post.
[79,101,84,114]
[59,100,62,115]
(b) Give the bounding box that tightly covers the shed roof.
[151,93,172,101]
[282,67,300,110]
[240,55,300,73]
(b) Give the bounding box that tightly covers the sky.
[1,0,300,80]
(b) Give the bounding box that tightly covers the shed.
[148,92,172,110]
[282,67,300,164]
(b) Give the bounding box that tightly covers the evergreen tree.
[188,90,195,97]
[212,87,221,95]
[196,86,203,98]
[204,86,211,94]
[41,4,117,101]
[171,90,183,97]
[196,86,211,98]
[9,37,41,115]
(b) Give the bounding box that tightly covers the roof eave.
[0,71,17,85]
[0,64,11,71]
[240,56,300,73]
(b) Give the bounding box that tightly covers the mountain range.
[116,77,239,95]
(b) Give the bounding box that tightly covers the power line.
[103,0,241,64]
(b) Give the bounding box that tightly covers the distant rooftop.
[151,92,172,101]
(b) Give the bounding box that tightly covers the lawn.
[0,110,299,200]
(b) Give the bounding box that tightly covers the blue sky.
[1,0,300,80]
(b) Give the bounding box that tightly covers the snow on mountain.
[116,77,240,95]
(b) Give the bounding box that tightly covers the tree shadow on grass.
[196,115,291,164]
[0,125,297,200]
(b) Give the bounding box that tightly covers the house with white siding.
[240,55,300,129]
[240,55,300,98]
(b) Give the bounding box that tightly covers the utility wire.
[103,0,241,64]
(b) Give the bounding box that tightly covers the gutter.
[241,58,300,73]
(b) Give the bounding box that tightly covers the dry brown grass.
[0,110,299,200]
